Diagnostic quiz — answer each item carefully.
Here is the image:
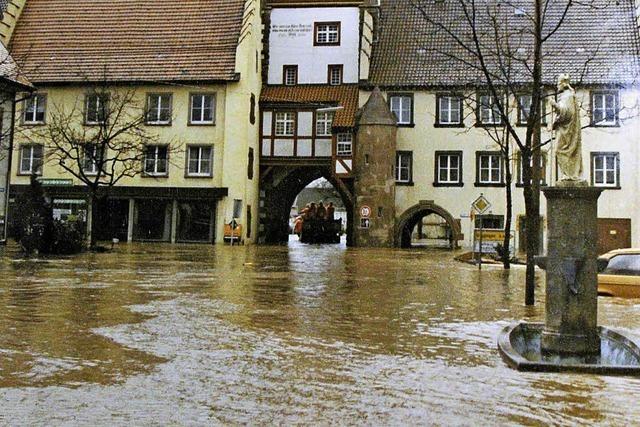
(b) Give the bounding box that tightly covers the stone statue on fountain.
[548,73,586,185]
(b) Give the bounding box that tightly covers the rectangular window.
[19,144,43,175]
[328,65,343,85]
[591,152,619,187]
[395,151,413,183]
[274,112,295,136]
[517,94,546,125]
[517,151,547,185]
[592,92,618,126]
[190,94,215,124]
[82,144,104,175]
[478,93,502,125]
[314,22,340,46]
[146,93,172,124]
[389,94,413,125]
[144,145,168,176]
[336,133,352,156]
[85,93,108,124]
[437,94,462,125]
[435,151,462,185]
[283,65,298,86]
[476,152,503,185]
[315,112,334,136]
[23,94,46,124]
[475,214,504,229]
[187,146,213,176]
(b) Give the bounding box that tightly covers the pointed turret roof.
[358,87,396,126]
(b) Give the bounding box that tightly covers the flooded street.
[1,241,640,425]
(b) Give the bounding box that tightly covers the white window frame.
[82,144,104,175]
[315,22,340,45]
[275,112,295,136]
[478,93,502,125]
[591,152,619,187]
[146,93,172,125]
[389,95,412,125]
[189,93,216,125]
[144,145,168,176]
[477,152,503,184]
[438,95,461,125]
[436,152,462,184]
[187,146,213,177]
[395,151,412,183]
[23,94,46,124]
[85,94,108,124]
[190,93,215,125]
[315,112,334,136]
[336,133,352,156]
[329,65,342,85]
[592,92,618,126]
[19,144,43,175]
[283,66,297,86]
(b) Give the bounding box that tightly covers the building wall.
[360,88,640,249]
[221,0,262,244]
[267,7,360,85]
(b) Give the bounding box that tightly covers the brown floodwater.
[1,239,640,425]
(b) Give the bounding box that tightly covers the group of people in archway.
[293,201,335,235]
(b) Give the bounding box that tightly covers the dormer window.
[283,65,298,86]
[314,22,340,46]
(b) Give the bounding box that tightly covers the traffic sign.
[471,195,491,214]
[360,205,371,218]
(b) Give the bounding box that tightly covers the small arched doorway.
[396,201,462,249]
[259,165,353,245]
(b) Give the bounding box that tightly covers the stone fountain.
[498,75,640,375]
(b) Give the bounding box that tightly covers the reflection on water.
[0,240,639,424]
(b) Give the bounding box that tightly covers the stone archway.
[259,165,354,245]
[396,200,462,248]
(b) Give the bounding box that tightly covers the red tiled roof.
[370,0,640,87]
[260,84,359,128]
[9,0,245,84]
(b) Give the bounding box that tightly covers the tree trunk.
[503,156,513,270]
[86,193,98,249]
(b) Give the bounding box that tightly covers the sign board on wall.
[360,218,370,229]
[360,206,371,218]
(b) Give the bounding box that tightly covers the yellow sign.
[474,229,506,241]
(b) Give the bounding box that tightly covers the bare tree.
[28,79,181,247]
[409,0,610,304]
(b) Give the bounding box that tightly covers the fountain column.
[540,185,603,355]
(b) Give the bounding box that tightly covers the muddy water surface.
[1,241,640,425]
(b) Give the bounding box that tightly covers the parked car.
[597,248,640,298]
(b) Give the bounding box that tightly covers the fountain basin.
[498,322,640,375]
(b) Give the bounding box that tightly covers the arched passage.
[259,165,353,245]
[396,201,462,249]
